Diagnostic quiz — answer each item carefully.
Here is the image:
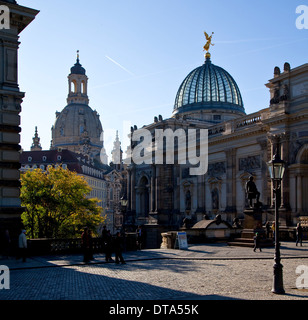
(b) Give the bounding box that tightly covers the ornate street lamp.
[120,196,128,228]
[267,153,286,294]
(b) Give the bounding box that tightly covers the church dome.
[52,103,103,153]
[173,55,245,118]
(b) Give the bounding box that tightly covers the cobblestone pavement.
[0,242,307,301]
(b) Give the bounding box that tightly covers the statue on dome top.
[203,31,215,52]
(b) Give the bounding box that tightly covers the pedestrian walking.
[102,226,107,242]
[81,227,91,263]
[253,232,262,252]
[88,229,94,260]
[296,222,303,247]
[114,231,125,264]
[136,225,142,250]
[17,229,27,262]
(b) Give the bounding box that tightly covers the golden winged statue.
[203,31,214,52]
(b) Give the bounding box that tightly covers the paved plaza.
[0,242,308,301]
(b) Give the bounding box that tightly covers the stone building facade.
[126,54,308,243]
[0,0,38,239]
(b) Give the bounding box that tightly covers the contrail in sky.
[105,55,135,76]
[91,65,186,90]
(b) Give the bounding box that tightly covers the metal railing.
[28,234,139,256]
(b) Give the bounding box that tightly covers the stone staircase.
[227,229,274,248]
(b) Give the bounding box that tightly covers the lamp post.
[120,196,128,229]
[267,153,286,294]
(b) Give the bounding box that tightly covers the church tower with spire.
[67,51,89,106]
[31,126,42,151]
[51,52,105,160]
[111,130,123,170]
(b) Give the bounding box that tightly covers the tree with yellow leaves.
[20,166,105,239]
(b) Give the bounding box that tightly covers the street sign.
[175,232,188,250]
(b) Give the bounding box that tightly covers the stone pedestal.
[144,224,163,249]
[243,208,263,230]
[160,231,177,249]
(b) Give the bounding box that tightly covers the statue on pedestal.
[245,176,260,208]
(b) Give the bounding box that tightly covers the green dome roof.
[173,56,245,116]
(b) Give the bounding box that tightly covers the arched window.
[81,81,86,94]
[71,80,77,93]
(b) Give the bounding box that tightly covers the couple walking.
[102,226,126,264]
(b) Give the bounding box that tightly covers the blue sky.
[18,0,308,158]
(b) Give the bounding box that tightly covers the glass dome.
[173,56,245,116]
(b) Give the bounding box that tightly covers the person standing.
[271,222,275,240]
[18,229,27,262]
[81,227,90,263]
[265,221,271,239]
[296,223,303,247]
[136,225,142,250]
[253,232,262,252]
[114,232,125,264]
[88,229,94,260]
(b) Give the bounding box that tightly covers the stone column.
[197,170,206,215]
[154,165,160,213]
[130,166,136,213]
[150,164,156,213]
[257,139,269,205]
[225,148,237,214]
[280,132,290,209]
[126,168,131,211]
[297,175,302,213]
[0,1,39,238]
